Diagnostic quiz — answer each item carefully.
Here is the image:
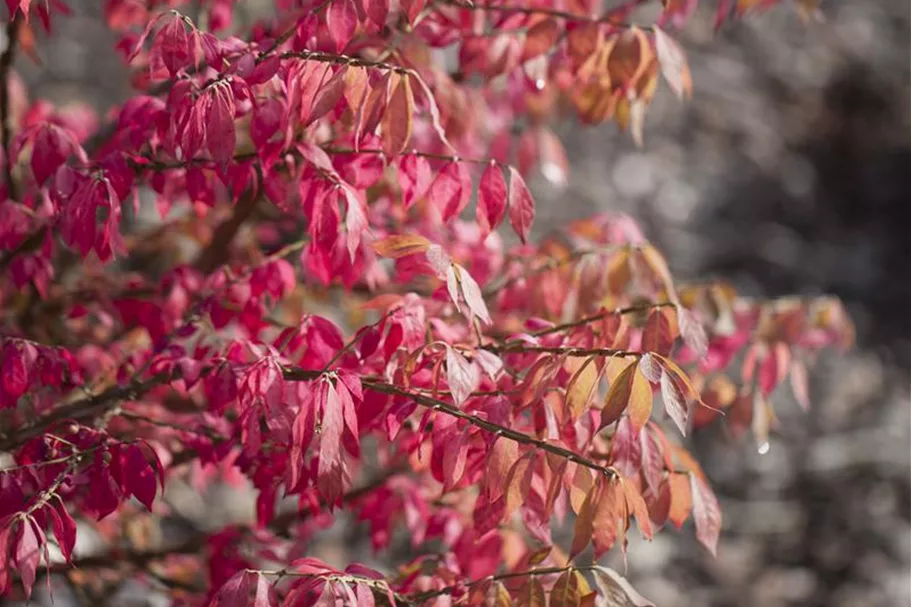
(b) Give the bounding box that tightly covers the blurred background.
[6,1,910,605]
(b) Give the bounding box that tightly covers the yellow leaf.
[566,356,602,418]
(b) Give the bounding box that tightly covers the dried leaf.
[653,26,692,100]
[592,566,655,606]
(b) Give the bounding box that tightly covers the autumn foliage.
[0,0,850,605]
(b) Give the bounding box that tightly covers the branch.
[0,223,46,273]
[0,14,20,201]
[192,186,259,273]
[277,366,617,477]
[483,343,640,358]
[527,301,676,337]
[0,373,171,453]
[406,564,595,603]
[441,0,650,26]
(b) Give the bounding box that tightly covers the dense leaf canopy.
[0,0,849,605]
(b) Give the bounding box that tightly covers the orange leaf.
[381,72,414,157]
[592,477,625,557]
[641,307,678,356]
[622,480,653,540]
[522,18,559,61]
[487,437,519,503]
[370,234,432,258]
[570,485,596,557]
[636,243,678,303]
[550,570,586,607]
[516,578,547,607]
[566,356,602,418]
[569,464,593,515]
[600,360,636,429]
[667,473,692,529]
[627,366,653,431]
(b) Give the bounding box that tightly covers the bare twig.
[0,14,20,200]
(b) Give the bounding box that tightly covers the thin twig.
[0,14,20,200]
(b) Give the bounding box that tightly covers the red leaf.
[14,517,43,599]
[399,0,425,24]
[365,0,389,28]
[125,444,158,510]
[155,14,192,79]
[1,342,29,401]
[441,428,469,491]
[429,161,471,222]
[211,570,251,607]
[317,380,348,506]
[507,166,535,243]
[342,184,369,260]
[252,572,278,607]
[477,162,508,240]
[399,153,432,209]
[206,84,236,170]
[48,499,76,562]
[690,472,722,556]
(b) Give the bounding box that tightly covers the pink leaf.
[399,153,432,209]
[507,166,535,243]
[455,263,491,326]
[327,0,358,52]
[211,570,251,607]
[206,84,236,170]
[47,499,76,562]
[690,473,722,557]
[124,444,158,510]
[446,346,479,407]
[429,161,470,222]
[659,369,688,436]
[477,162,508,240]
[14,517,43,599]
[317,380,347,506]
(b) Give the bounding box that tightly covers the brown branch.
[192,187,259,274]
[0,14,20,201]
[441,0,649,26]
[0,373,171,453]
[483,343,640,358]
[406,564,596,603]
[0,223,46,273]
[357,376,618,479]
[528,301,676,337]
